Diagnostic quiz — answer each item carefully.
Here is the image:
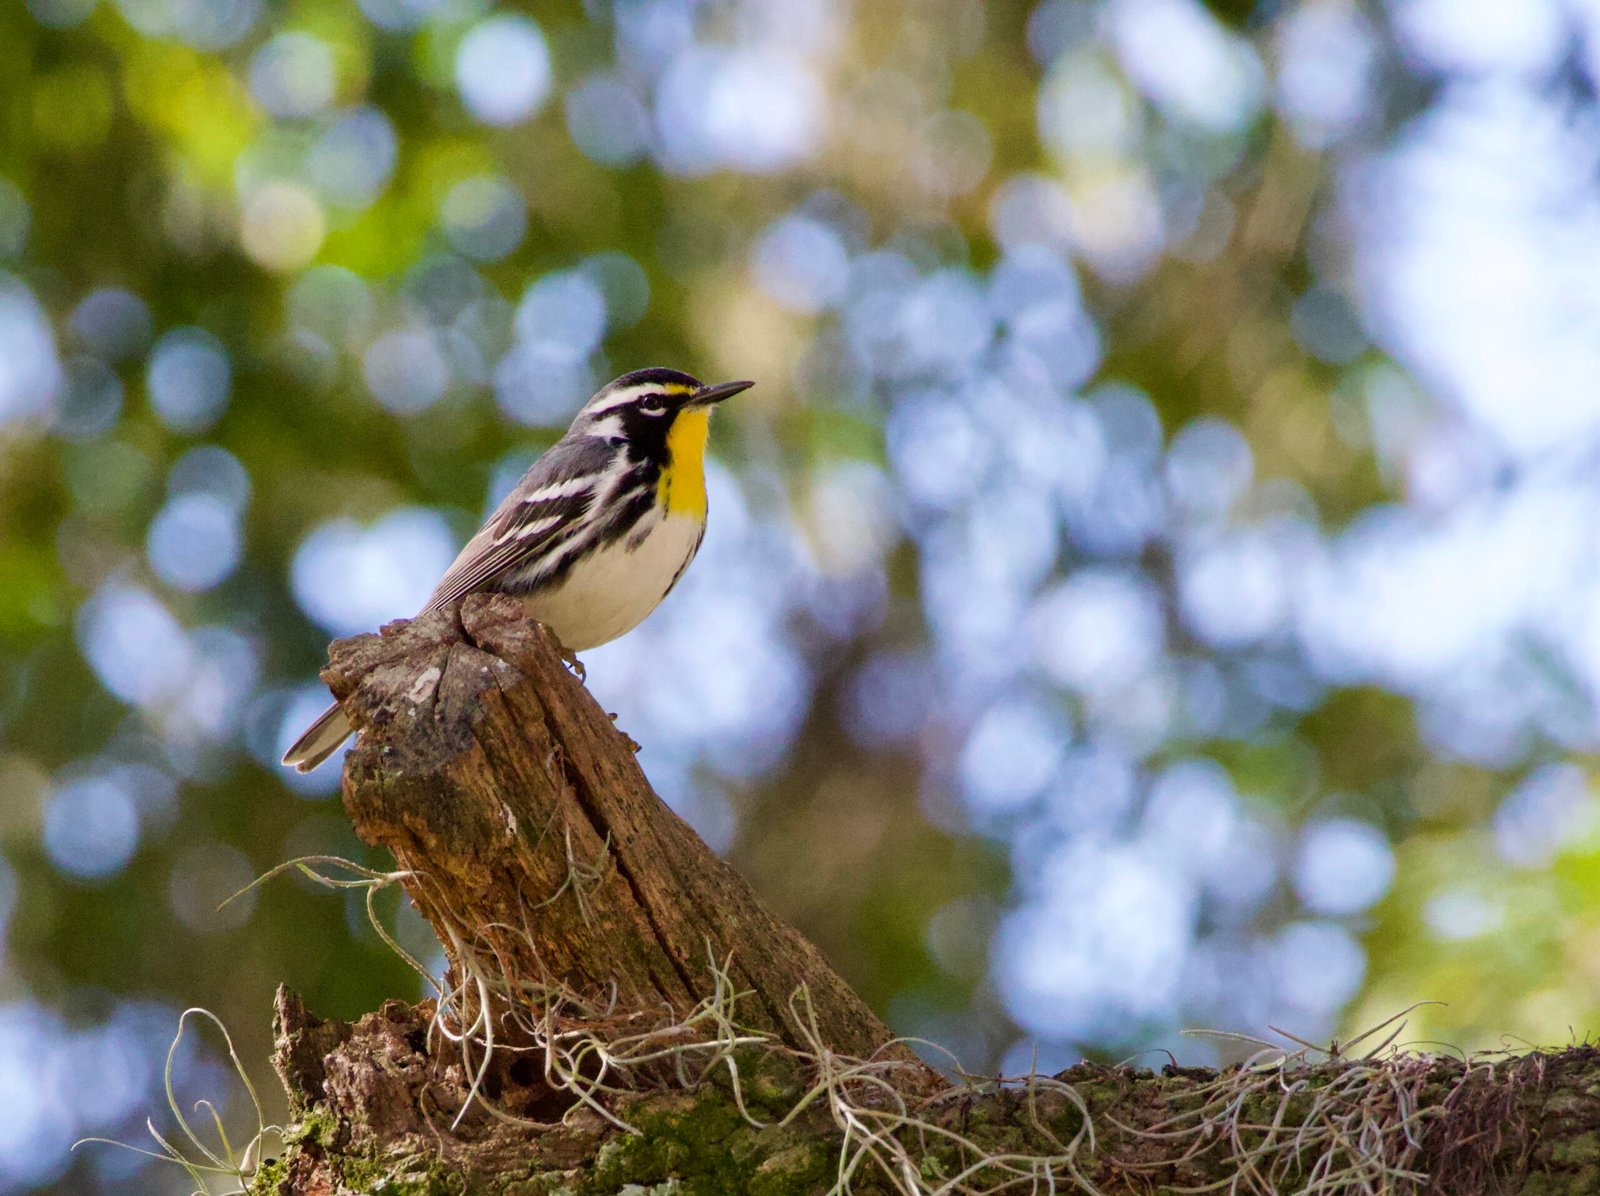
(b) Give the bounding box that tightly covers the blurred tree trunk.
[252,592,1596,1194]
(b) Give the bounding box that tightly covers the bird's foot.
[560,646,586,680]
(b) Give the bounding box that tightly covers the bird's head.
[571,367,753,456]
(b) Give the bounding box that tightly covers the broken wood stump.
[320,591,903,1063]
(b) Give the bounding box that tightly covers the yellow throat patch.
[658,407,710,517]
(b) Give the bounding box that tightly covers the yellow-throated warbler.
[281,367,753,772]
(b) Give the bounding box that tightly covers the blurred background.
[3,0,1600,1189]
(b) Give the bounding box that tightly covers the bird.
[281,366,753,772]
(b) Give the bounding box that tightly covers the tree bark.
[320,593,906,1062]
[252,593,1600,1195]
[259,988,1600,1195]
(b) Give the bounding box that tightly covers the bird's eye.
[639,396,668,415]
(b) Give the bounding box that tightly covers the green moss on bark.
[262,991,1600,1195]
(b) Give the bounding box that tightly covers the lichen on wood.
[253,590,1600,1196]
[259,987,1600,1195]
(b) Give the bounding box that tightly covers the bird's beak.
[689,379,754,407]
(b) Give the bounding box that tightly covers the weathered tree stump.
[256,592,1600,1194]
[322,591,902,1062]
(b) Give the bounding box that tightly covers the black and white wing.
[421,436,618,614]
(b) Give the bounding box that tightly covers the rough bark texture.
[321,592,902,1062]
[258,989,1600,1195]
[256,593,1600,1195]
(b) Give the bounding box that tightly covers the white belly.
[521,512,704,650]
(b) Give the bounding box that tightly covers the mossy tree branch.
[260,991,1600,1195]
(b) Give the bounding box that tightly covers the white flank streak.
[519,511,705,650]
[502,459,634,568]
[629,507,661,543]
[535,479,641,574]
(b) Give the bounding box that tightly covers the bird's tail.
[281,702,351,773]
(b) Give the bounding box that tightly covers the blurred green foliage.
[4,0,1600,1191]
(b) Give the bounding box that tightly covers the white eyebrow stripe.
[580,385,654,417]
[580,380,694,418]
